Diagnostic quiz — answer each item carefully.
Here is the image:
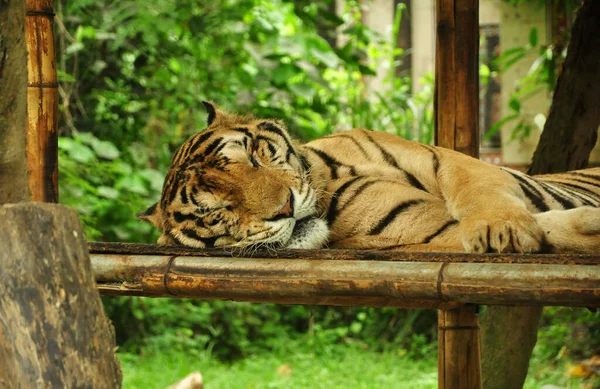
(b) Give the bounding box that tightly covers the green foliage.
[104,295,438,361]
[59,131,161,242]
[535,307,600,360]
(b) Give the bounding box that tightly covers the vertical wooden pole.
[435,0,480,158]
[438,306,482,389]
[25,0,59,202]
[435,0,482,388]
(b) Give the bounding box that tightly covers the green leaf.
[272,64,298,85]
[289,83,316,100]
[73,132,98,146]
[529,28,538,47]
[75,25,96,41]
[116,176,148,195]
[91,140,120,160]
[68,142,96,164]
[311,48,339,68]
[97,186,120,199]
[358,64,377,76]
[57,70,76,83]
[484,113,519,140]
[139,169,165,192]
[65,42,85,55]
[58,137,77,151]
[509,97,521,113]
[168,58,181,74]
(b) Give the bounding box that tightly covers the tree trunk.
[483,2,600,388]
[481,306,543,389]
[0,203,122,388]
[528,0,600,174]
[0,0,29,203]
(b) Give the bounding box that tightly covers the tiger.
[138,102,600,254]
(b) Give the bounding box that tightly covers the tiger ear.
[136,202,162,230]
[202,101,224,126]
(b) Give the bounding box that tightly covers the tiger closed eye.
[250,155,261,168]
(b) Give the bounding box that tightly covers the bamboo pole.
[439,306,481,389]
[25,0,59,202]
[89,242,600,265]
[434,0,481,387]
[91,254,600,308]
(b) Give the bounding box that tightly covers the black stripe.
[168,231,184,245]
[537,181,576,209]
[231,127,252,137]
[200,236,220,248]
[212,141,228,156]
[180,229,216,247]
[404,171,427,192]
[552,183,596,206]
[327,177,363,226]
[340,181,377,210]
[571,177,600,189]
[551,182,600,204]
[180,187,189,204]
[166,177,179,205]
[336,134,371,160]
[423,220,458,243]
[184,131,214,159]
[507,172,550,212]
[368,200,424,235]
[204,138,224,156]
[421,145,440,176]
[258,122,296,161]
[173,211,196,223]
[298,153,311,173]
[256,134,275,144]
[364,131,400,169]
[305,147,341,179]
[572,172,600,184]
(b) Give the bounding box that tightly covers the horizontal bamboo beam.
[91,253,600,309]
[88,242,600,265]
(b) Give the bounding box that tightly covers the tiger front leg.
[437,160,544,253]
[459,207,544,253]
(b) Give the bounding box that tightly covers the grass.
[120,342,438,389]
[120,338,600,389]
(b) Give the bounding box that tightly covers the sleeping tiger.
[138,102,600,254]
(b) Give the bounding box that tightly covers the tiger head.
[137,102,329,249]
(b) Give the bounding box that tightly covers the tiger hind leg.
[534,207,600,254]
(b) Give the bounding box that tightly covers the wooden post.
[0,204,122,387]
[0,0,29,204]
[25,0,59,202]
[435,0,480,158]
[435,0,482,388]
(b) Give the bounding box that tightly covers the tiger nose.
[271,190,294,219]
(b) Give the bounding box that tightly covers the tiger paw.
[459,210,544,253]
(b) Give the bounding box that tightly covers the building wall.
[361,0,395,94]
[497,1,549,166]
[411,0,435,92]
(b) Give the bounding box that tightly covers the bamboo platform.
[90,243,600,309]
